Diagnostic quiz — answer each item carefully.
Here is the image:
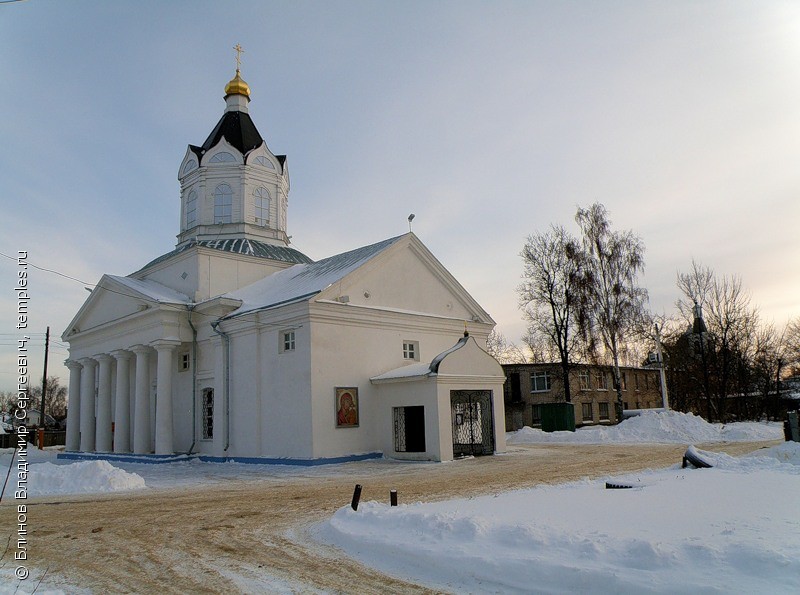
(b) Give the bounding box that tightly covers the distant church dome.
[224,69,250,98]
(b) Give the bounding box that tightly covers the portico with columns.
[62,270,194,456]
[63,334,186,456]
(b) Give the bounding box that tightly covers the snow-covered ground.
[318,441,800,594]
[314,412,794,594]
[1,411,795,594]
[0,411,783,500]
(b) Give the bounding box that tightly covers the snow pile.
[1,460,146,498]
[507,409,783,445]
[318,442,800,594]
[749,440,800,465]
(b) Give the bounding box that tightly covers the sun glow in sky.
[1,0,799,391]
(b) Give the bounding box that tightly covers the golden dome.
[224,69,250,98]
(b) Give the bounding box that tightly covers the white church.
[61,65,506,464]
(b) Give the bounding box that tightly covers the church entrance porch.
[450,390,495,457]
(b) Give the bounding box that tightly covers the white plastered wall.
[373,379,442,461]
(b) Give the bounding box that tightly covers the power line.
[0,250,96,287]
[2,249,307,340]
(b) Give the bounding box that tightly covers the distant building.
[12,409,59,429]
[502,363,663,430]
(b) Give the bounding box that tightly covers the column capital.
[151,338,182,351]
[110,349,133,360]
[130,344,152,356]
[78,356,96,367]
[65,359,83,370]
[94,353,114,364]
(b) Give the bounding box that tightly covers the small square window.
[281,330,296,352]
[180,352,190,371]
[530,371,551,393]
[403,340,419,361]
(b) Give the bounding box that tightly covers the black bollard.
[351,484,362,511]
[390,489,398,506]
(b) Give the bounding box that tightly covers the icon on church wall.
[335,387,359,428]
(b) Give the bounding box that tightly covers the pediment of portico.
[62,274,193,354]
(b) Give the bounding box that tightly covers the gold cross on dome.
[233,44,244,70]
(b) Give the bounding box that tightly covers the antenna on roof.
[408,213,415,232]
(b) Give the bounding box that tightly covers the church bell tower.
[175,47,290,248]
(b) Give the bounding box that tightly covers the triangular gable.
[63,275,190,340]
[222,236,404,319]
[221,233,495,324]
[316,234,495,324]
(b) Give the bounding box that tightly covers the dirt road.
[0,441,779,593]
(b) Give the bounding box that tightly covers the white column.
[132,345,151,454]
[78,357,96,452]
[65,359,82,451]
[153,339,180,455]
[94,354,113,452]
[111,350,132,453]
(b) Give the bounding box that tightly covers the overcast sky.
[1,0,799,392]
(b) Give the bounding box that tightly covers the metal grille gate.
[450,390,494,457]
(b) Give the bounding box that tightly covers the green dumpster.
[540,402,576,432]
[787,411,799,442]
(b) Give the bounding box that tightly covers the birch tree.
[575,203,648,420]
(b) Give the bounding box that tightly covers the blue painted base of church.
[57,451,383,466]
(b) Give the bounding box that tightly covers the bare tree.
[0,391,16,414]
[520,329,559,363]
[518,225,584,402]
[676,262,761,421]
[485,329,526,364]
[752,323,788,419]
[786,317,800,374]
[575,203,648,420]
[30,376,68,420]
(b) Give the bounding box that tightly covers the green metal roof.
[136,238,313,273]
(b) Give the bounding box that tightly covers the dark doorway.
[393,406,426,453]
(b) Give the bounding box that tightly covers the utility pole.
[39,326,50,428]
[654,323,669,410]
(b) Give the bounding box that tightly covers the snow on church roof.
[223,235,405,318]
[370,362,433,382]
[106,275,192,305]
[370,335,471,382]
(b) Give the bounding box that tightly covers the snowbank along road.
[0,441,780,593]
